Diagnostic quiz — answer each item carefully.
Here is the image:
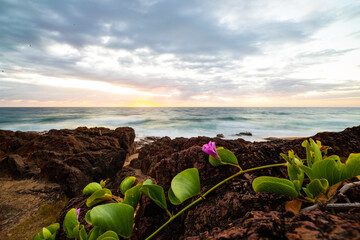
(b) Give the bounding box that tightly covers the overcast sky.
[1,0,360,107]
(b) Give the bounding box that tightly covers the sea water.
[0,107,359,141]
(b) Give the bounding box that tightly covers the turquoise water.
[0,107,359,141]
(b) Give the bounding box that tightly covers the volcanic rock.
[0,127,135,197]
[130,126,360,239]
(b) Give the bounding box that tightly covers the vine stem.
[145,162,286,240]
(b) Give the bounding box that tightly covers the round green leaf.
[86,188,113,207]
[83,182,103,195]
[143,179,153,185]
[122,184,142,209]
[168,187,182,205]
[140,184,167,209]
[63,208,78,238]
[120,176,136,195]
[46,223,60,234]
[89,203,134,238]
[252,176,299,198]
[169,168,200,205]
[217,148,238,165]
[97,231,119,240]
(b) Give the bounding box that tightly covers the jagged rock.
[43,125,360,239]
[130,126,360,239]
[0,127,135,197]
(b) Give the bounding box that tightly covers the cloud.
[0,0,360,106]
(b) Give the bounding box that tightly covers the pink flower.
[76,208,81,222]
[202,141,219,160]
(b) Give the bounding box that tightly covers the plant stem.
[145,162,286,240]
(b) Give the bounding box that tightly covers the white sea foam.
[0,107,359,141]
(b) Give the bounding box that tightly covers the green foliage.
[252,176,299,198]
[83,182,103,195]
[253,138,360,201]
[87,227,105,240]
[140,184,167,210]
[304,179,329,198]
[120,176,136,195]
[345,153,360,179]
[122,184,142,209]
[168,168,201,205]
[32,223,59,240]
[209,147,239,167]
[63,209,79,239]
[87,203,134,238]
[86,189,113,207]
[97,231,119,240]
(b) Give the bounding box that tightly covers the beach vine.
[33,139,360,240]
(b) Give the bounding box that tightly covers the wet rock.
[216,134,224,138]
[235,131,252,136]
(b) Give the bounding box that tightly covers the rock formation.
[0,127,135,197]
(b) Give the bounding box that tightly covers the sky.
[1,0,360,107]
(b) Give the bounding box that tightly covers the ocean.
[0,107,359,141]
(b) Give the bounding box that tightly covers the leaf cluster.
[59,167,201,240]
[253,139,360,202]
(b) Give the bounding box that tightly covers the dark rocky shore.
[1,126,360,239]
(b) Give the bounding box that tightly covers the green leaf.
[88,227,105,240]
[298,165,314,180]
[292,180,302,194]
[63,208,79,238]
[312,159,343,186]
[86,188,113,207]
[143,179,153,185]
[302,140,314,167]
[345,153,360,179]
[140,184,167,210]
[280,153,289,162]
[252,176,299,198]
[83,182,103,195]
[302,187,313,199]
[42,227,52,239]
[168,187,182,205]
[89,203,134,238]
[96,231,119,240]
[168,168,201,205]
[287,163,299,182]
[100,180,106,188]
[79,225,88,240]
[44,223,59,235]
[217,148,238,165]
[306,179,329,198]
[209,155,223,167]
[120,176,136,195]
[310,138,323,163]
[32,232,42,240]
[122,184,142,209]
[85,210,92,225]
